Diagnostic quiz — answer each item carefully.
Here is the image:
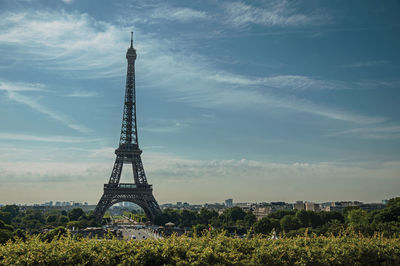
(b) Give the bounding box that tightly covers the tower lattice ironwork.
[94,33,161,222]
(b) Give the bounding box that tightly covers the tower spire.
[130,31,133,48]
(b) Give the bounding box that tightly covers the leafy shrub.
[0,232,399,265]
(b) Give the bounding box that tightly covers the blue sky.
[0,0,399,204]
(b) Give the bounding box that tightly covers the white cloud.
[141,118,189,133]
[62,0,74,4]
[209,74,345,90]
[151,7,208,22]
[0,79,92,133]
[343,60,389,68]
[0,11,126,78]
[64,90,99,97]
[0,132,100,143]
[0,152,398,203]
[0,80,46,92]
[331,125,400,139]
[222,1,324,28]
[6,90,91,133]
[88,147,116,160]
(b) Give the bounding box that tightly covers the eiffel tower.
[94,33,161,222]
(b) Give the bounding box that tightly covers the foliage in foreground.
[1,232,400,265]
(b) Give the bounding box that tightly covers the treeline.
[1,197,399,244]
[0,206,99,243]
[155,197,400,237]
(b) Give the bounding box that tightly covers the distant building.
[253,206,271,220]
[177,202,183,208]
[305,202,320,212]
[225,199,233,207]
[270,202,292,212]
[293,201,305,211]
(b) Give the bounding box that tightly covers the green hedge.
[1,233,399,265]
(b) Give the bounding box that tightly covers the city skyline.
[0,0,399,204]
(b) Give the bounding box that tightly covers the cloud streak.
[343,60,389,68]
[0,80,46,92]
[222,1,325,28]
[6,90,90,133]
[330,125,400,140]
[64,90,99,97]
[0,132,100,143]
[151,6,208,22]
[0,11,126,78]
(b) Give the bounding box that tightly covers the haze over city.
[0,0,399,205]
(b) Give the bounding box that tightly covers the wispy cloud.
[141,119,189,133]
[64,90,98,97]
[151,6,208,22]
[0,10,384,126]
[222,1,325,28]
[208,74,346,90]
[330,126,400,139]
[138,39,385,124]
[0,132,100,143]
[0,11,126,78]
[343,60,389,68]
[0,80,46,92]
[6,91,90,133]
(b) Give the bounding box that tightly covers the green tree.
[0,229,13,244]
[268,210,295,220]
[0,220,14,244]
[59,215,69,225]
[180,210,197,227]
[346,209,369,227]
[319,211,344,224]
[46,214,59,224]
[221,207,246,226]
[243,212,257,227]
[21,210,45,232]
[68,208,85,221]
[41,226,68,242]
[280,215,302,232]
[198,208,218,225]
[254,217,279,234]
[0,211,12,224]
[0,205,19,220]
[296,210,322,228]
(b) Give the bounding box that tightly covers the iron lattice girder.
[120,49,137,145]
[94,186,161,221]
[94,34,161,222]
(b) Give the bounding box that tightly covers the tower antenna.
[130,32,133,48]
